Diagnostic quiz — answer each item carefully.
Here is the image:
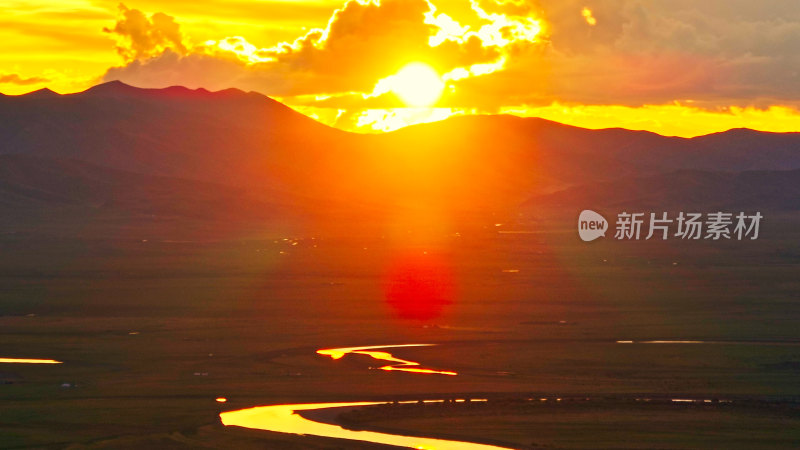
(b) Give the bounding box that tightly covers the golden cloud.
[96,0,800,135]
[0,73,50,85]
[104,3,187,61]
[102,0,547,99]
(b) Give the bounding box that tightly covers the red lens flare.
[384,252,454,320]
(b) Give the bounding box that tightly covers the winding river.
[221,344,514,449]
[317,344,457,375]
[0,358,62,364]
[220,400,513,449]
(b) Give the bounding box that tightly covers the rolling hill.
[1,81,798,233]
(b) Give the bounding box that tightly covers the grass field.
[1,213,799,448]
[338,399,800,449]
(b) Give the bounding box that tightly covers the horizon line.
[3,80,799,139]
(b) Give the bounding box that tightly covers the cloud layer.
[102,0,542,98]
[0,73,50,85]
[99,0,800,132]
[104,4,187,61]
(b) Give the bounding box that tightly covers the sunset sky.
[4,0,800,136]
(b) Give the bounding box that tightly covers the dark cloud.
[438,0,800,108]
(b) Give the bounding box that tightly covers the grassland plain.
[1,213,799,448]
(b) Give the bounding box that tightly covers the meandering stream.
[220,344,515,449]
[220,400,513,449]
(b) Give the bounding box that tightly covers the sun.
[387,62,445,107]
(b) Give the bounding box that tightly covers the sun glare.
[386,63,445,107]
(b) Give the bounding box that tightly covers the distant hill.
[0,154,284,217]
[0,81,348,194]
[525,168,800,212]
[1,81,799,226]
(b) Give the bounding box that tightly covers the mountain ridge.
[6,81,799,140]
[1,81,798,218]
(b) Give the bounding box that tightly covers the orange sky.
[3,0,800,137]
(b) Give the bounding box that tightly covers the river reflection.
[0,358,62,364]
[317,344,457,376]
[220,401,513,449]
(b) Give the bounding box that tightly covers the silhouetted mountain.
[1,81,799,221]
[0,154,287,218]
[1,82,342,187]
[0,154,311,239]
[526,168,800,212]
[386,115,800,174]
[21,88,60,99]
